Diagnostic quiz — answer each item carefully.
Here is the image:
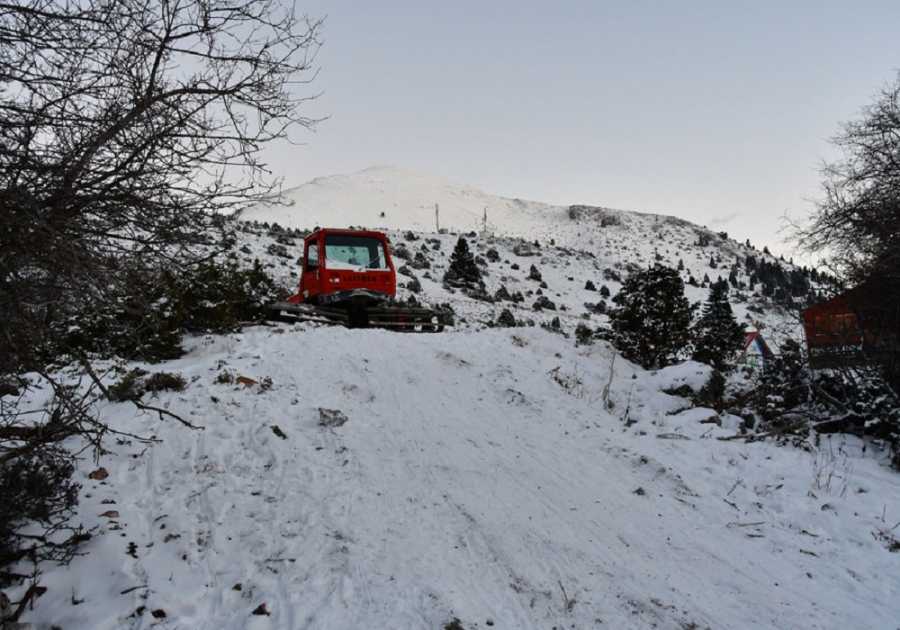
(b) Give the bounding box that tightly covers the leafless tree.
[797,73,900,287]
[1,0,321,369]
[0,0,321,602]
[796,73,900,389]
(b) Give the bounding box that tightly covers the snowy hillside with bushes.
[5,168,897,630]
[235,166,825,345]
[11,326,900,629]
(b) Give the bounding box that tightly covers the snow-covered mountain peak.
[239,166,805,309]
[242,165,558,236]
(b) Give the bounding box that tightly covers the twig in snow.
[557,580,576,613]
[621,383,635,426]
[119,585,149,595]
[656,433,690,440]
[601,352,616,411]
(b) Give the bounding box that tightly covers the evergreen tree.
[756,340,809,425]
[728,267,739,287]
[610,265,693,369]
[692,282,745,371]
[443,237,483,289]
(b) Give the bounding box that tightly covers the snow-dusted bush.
[56,259,286,362]
[495,309,517,328]
[755,339,809,426]
[0,443,81,588]
[107,369,186,402]
[575,323,594,346]
[814,368,900,467]
[695,370,727,411]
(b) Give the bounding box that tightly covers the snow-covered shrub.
[0,444,81,587]
[392,243,411,260]
[106,368,150,401]
[532,296,556,311]
[266,242,291,258]
[55,259,286,362]
[108,369,186,402]
[744,341,900,468]
[410,251,431,270]
[495,309,517,328]
[405,277,422,294]
[575,323,594,346]
[754,339,809,426]
[694,370,726,411]
[814,368,900,467]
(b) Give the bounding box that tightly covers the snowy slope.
[15,326,900,629]
[239,165,808,338]
[240,165,785,277]
[232,222,801,348]
[242,165,558,236]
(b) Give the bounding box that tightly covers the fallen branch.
[78,356,202,430]
[557,580,576,613]
[717,420,808,442]
[8,582,47,623]
[656,432,690,440]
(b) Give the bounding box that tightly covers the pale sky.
[265,1,900,258]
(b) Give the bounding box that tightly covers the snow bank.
[15,325,900,629]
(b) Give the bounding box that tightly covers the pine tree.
[610,265,694,369]
[756,340,808,425]
[691,281,745,371]
[443,237,483,289]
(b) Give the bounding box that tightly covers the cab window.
[324,234,389,270]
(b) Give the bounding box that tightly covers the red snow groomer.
[268,228,452,331]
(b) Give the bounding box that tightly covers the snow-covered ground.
[11,166,894,629]
[16,326,900,629]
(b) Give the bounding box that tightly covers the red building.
[802,283,898,369]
